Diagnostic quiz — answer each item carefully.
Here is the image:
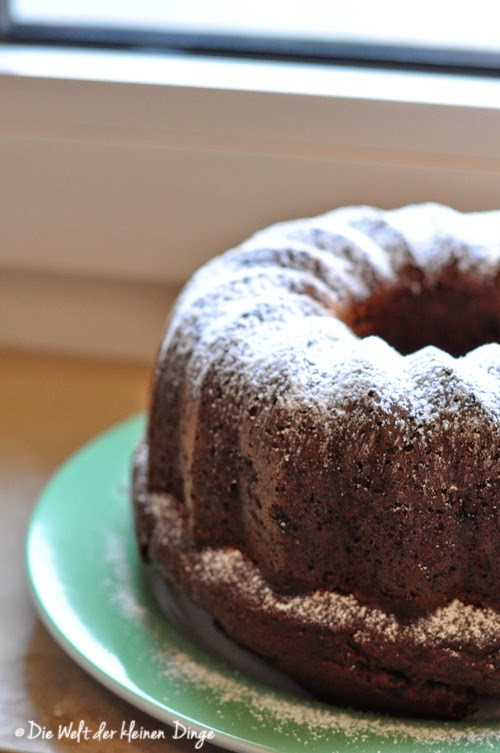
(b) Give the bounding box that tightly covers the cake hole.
[343,273,499,356]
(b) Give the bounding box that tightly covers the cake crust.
[134,203,500,719]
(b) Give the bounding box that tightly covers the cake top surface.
[160,203,499,433]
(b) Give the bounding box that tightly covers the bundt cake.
[133,202,500,720]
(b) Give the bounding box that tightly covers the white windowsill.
[2,44,500,107]
[2,44,500,281]
[1,45,499,359]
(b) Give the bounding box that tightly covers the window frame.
[2,43,500,285]
[5,0,500,75]
[2,40,500,359]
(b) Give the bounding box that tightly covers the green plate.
[26,416,499,753]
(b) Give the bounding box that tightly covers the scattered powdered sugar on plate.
[104,531,148,623]
[156,641,499,750]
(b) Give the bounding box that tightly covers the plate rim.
[25,415,281,753]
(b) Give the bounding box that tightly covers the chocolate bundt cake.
[133,203,500,720]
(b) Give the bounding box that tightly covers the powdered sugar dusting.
[175,522,499,652]
[148,491,500,652]
[413,601,500,648]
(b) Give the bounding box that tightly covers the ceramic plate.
[26,415,499,753]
